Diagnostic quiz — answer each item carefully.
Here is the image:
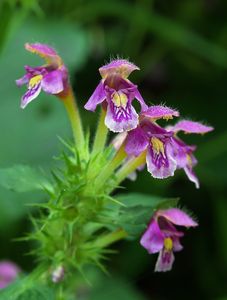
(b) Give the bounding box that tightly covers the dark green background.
[0,0,226,299]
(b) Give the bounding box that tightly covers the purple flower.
[169,120,214,188]
[84,59,148,132]
[0,261,20,289]
[125,105,180,179]
[16,43,68,109]
[112,132,144,180]
[140,208,198,272]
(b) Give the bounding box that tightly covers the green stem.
[95,145,127,191]
[114,151,146,189]
[92,107,108,156]
[61,88,85,149]
[93,229,128,248]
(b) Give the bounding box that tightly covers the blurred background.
[0,0,227,299]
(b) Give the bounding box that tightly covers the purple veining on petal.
[146,141,177,179]
[140,208,197,272]
[99,59,139,79]
[21,80,42,109]
[17,43,69,108]
[172,120,214,134]
[155,248,175,272]
[142,105,179,120]
[105,102,138,132]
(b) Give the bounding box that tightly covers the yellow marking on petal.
[186,154,193,167]
[164,237,173,251]
[112,92,128,108]
[151,137,165,156]
[163,115,173,121]
[29,75,43,88]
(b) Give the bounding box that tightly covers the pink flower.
[16,43,68,109]
[140,208,198,272]
[125,105,180,179]
[169,120,214,188]
[0,261,20,289]
[84,59,147,132]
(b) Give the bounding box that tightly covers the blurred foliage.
[0,0,227,299]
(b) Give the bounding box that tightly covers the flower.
[16,43,68,109]
[169,120,214,188]
[111,132,144,180]
[52,265,64,283]
[0,261,20,289]
[84,59,148,132]
[125,105,180,179]
[140,208,198,272]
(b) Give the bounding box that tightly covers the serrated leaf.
[0,165,52,192]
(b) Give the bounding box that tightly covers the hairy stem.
[92,107,108,156]
[92,229,128,248]
[62,88,85,149]
[114,151,146,189]
[95,145,127,191]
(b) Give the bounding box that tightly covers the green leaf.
[0,165,51,192]
[116,193,178,209]
[0,271,55,300]
[0,284,55,300]
[100,193,178,237]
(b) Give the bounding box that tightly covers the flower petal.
[25,43,61,66]
[142,105,179,120]
[99,59,139,79]
[157,208,198,227]
[105,101,138,132]
[172,237,183,252]
[184,166,200,189]
[140,219,164,254]
[21,80,42,109]
[155,249,175,272]
[16,74,30,87]
[134,87,148,111]
[146,141,177,179]
[0,261,20,289]
[125,126,149,156]
[172,120,214,134]
[84,81,106,111]
[41,70,64,94]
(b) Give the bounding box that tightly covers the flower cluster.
[85,59,213,188]
[16,43,213,275]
